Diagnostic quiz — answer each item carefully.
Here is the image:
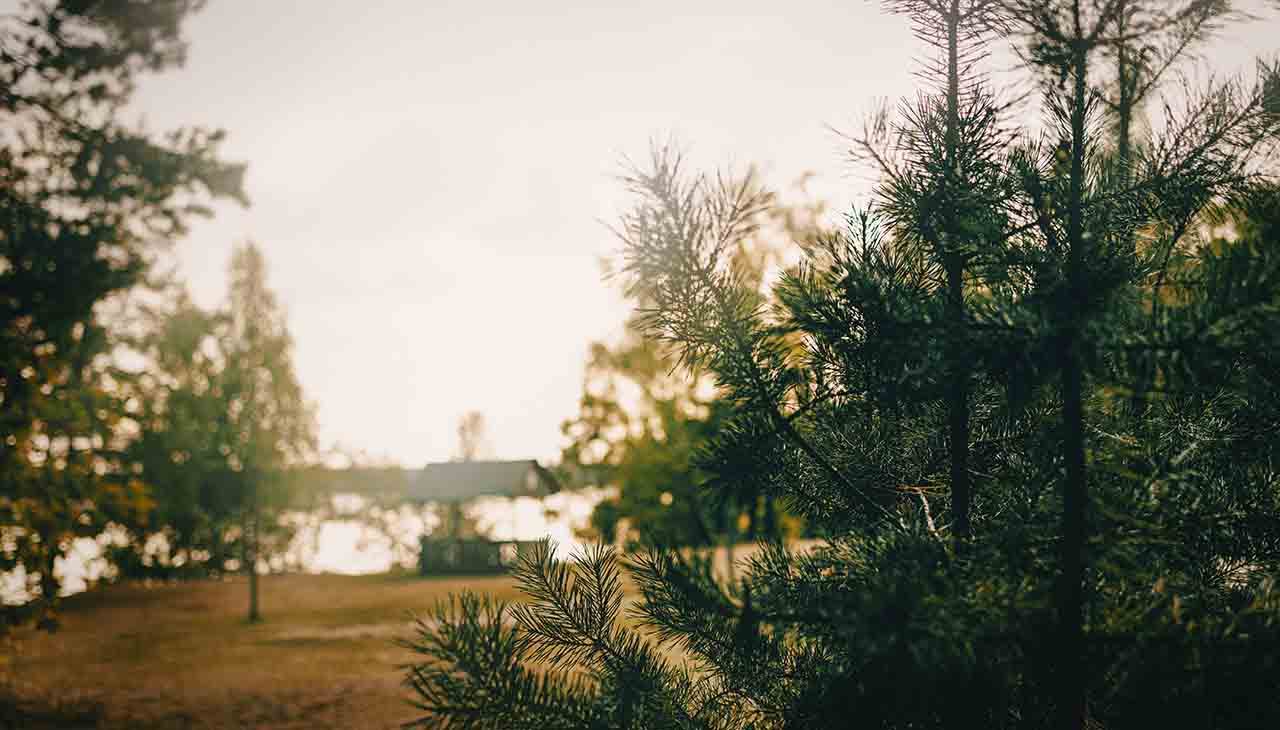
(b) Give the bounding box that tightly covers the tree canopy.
[117,243,315,599]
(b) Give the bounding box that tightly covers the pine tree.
[402,3,1280,727]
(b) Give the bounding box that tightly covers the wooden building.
[410,459,560,574]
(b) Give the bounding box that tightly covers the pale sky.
[115,0,1275,467]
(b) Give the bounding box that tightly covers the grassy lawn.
[2,572,522,729]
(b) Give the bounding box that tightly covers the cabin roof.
[406,459,560,504]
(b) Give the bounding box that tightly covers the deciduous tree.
[221,242,314,622]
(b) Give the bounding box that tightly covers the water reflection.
[2,489,611,603]
[307,489,609,573]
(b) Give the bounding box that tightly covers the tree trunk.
[1057,31,1091,730]
[1058,341,1087,730]
[1115,1,1133,191]
[763,494,777,539]
[724,502,737,585]
[40,548,58,607]
[944,3,972,547]
[247,482,261,623]
[942,12,976,713]
[947,259,971,545]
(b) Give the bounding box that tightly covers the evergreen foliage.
[404,2,1280,727]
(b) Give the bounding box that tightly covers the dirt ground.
[1,572,523,729]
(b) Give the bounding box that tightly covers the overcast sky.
[117,0,1276,467]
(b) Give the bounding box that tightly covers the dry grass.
[1,572,523,729]
[0,543,803,728]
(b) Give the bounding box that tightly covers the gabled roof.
[281,466,415,497]
[407,459,560,504]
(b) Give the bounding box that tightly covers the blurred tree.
[0,0,245,631]
[560,331,730,548]
[454,410,489,462]
[440,410,492,538]
[119,290,244,579]
[111,244,313,618]
[221,241,315,622]
[559,183,827,548]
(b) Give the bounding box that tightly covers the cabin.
[410,459,560,574]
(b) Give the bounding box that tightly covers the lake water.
[2,489,611,603]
